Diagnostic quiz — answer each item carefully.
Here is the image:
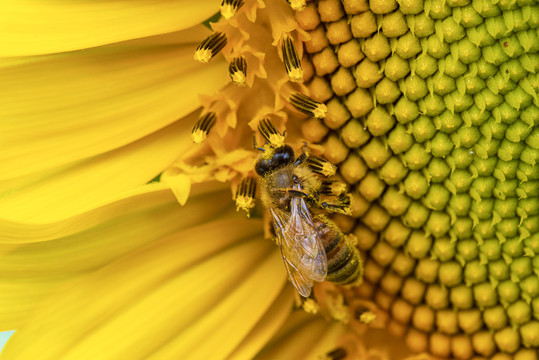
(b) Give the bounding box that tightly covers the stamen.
[282,36,303,82]
[234,177,257,216]
[220,0,244,19]
[320,180,347,196]
[194,32,227,63]
[191,112,216,143]
[289,93,328,119]
[306,156,337,177]
[355,307,377,325]
[228,56,247,86]
[286,0,307,11]
[257,118,285,147]
[323,348,347,360]
[301,297,320,314]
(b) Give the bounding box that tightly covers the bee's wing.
[270,196,327,297]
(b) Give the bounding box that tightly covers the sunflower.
[1,0,538,359]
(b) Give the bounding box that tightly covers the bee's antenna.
[252,133,265,152]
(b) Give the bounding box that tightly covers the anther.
[220,0,244,19]
[286,0,307,11]
[257,118,285,147]
[355,307,376,325]
[194,32,227,63]
[306,156,337,177]
[191,112,216,143]
[234,177,257,216]
[323,347,347,360]
[320,180,347,196]
[282,36,303,82]
[289,93,328,119]
[228,56,247,86]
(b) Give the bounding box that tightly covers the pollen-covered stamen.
[323,348,347,360]
[220,0,244,19]
[289,93,328,119]
[286,0,306,11]
[306,156,337,177]
[257,118,285,147]
[191,112,216,143]
[194,32,227,63]
[234,177,257,216]
[228,56,247,86]
[282,36,303,82]
[355,307,377,325]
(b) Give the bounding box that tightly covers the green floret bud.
[433,237,456,261]
[500,58,528,82]
[419,93,446,116]
[467,24,496,46]
[362,204,391,231]
[481,117,508,141]
[464,260,488,285]
[428,0,451,18]
[379,157,409,185]
[494,160,519,181]
[387,124,414,154]
[448,193,472,216]
[472,157,497,176]
[488,259,509,281]
[473,282,498,308]
[520,321,539,348]
[430,133,454,157]
[497,279,520,304]
[447,169,473,193]
[456,39,481,63]
[381,186,412,216]
[494,327,520,354]
[354,58,382,87]
[423,184,451,211]
[384,54,410,81]
[494,198,518,218]
[451,217,473,239]
[431,72,456,95]
[365,106,395,136]
[462,105,490,126]
[493,179,518,199]
[471,198,494,219]
[363,33,391,61]
[454,125,481,147]
[358,171,386,200]
[381,10,408,37]
[375,78,402,103]
[415,258,439,283]
[483,43,511,65]
[516,181,539,199]
[470,176,496,199]
[391,252,416,276]
[425,157,451,183]
[413,53,437,78]
[507,300,531,325]
[360,137,392,168]
[458,5,483,27]
[340,118,371,148]
[496,218,520,238]
[457,309,483,334]
[475,88,504,111]
[426,211,451,237]
[483,305,507,330]
[456,76,486,95]
[497,139,525,161]
[438,261,462,287]
[516,29,539,53]
[385,219,412,247]
[475,137,502,158]
[403,143,431,169]
[450,284,474,309]
[448,148,474,169]
[425,35,450,58]
[472,0,502,17]
[475,58,499,79]
[403,74,428,100]
[410,115,436,142]
[436,309,459,334]
[340,153,368,184]
[486,73,517,94]
[371,240,398,267]
[492,103,520,125]
[517,162,539,182]
[485,15,510,39]
[510,257,532,281]
[502,237,524,257]
[403,171,429,199]
[394,97,420,123]
[519,275,539,301]
[425,284,449,309]
[398,0,425,14]
[480,239,502,261]
[403,201,430,228]
[457,239,479,262]
[441,17,465,42]
[505,85,533,110]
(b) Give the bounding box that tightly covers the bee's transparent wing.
[270,196,327,297]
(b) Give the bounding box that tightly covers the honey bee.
[254,119,363,297]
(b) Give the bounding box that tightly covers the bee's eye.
[255,145,295,176]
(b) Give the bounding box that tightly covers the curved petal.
[0,26,228,181]
[0,182,236,329]
[0,215,288,359]
[0,112,207,224]
[0,0,219,56]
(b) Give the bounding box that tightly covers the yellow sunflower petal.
[0,182,234,329]
[1,213,283,359]
[0,1,220,56]
[0,25,227,181]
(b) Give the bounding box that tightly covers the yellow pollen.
[235,195,255,216]
[191,129,208,144]
[231,71,246,86]
[302,298,320,314]
[268,134,285,148]
[313,103,328,119]
[287,0,306,11]
[288,68,304,82]
[194,49,212,63]
[358,311,376,325]
[220,4,236,19]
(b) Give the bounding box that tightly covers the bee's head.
[255,145,295,176]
